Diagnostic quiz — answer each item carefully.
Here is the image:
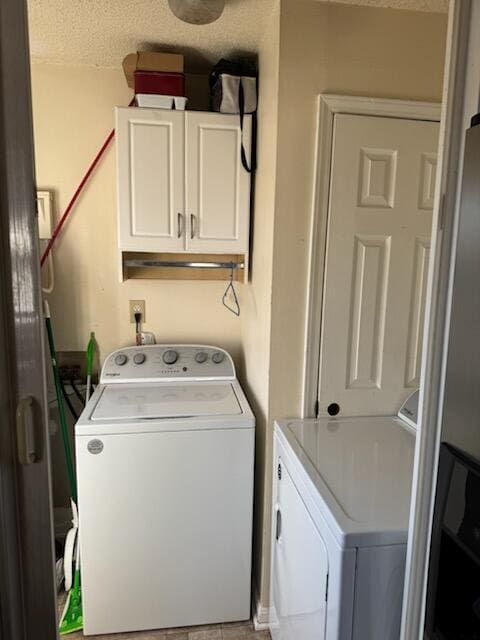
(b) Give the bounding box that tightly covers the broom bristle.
[59,578,83,636]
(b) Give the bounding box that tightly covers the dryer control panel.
[101,345,235,383]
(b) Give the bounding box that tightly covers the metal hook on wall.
[222,265,240,317]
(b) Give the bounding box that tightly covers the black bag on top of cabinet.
[210,58,257,173]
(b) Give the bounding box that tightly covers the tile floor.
[57,594,271,640]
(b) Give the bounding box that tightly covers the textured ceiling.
[28,0,448,70]
[331,0,447,10]
[28,0,278,71]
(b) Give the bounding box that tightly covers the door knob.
[327,403,340,416]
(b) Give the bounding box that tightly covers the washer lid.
[276,416,416,547]
[90,382,242,421]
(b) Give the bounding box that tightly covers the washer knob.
[212,351,225,364]
[114,354,128,366]
[163,350,178,365]
[195,351,208,364]
[133,353,146,365]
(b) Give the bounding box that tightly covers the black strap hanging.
[239,80,257,174]
[210,58,257,174]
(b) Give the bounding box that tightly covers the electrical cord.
[135,311,142,346]
[41,249,55,294]
[70,379,85,407]
[60,379,79,422]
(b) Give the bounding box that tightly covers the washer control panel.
[101,345,235,382]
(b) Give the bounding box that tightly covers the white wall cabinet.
[116,107,252,255]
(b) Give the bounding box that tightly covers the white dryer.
[75,344,255,636]
[270,393,419,640]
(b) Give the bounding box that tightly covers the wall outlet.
[130,300,146,323]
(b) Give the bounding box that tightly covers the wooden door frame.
[0,0,58,637]
[302,94,441,419]
[402,1,480,637]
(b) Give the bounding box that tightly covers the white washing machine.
[270,393,419,640]
[75,344,255,636]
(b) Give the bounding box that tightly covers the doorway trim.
[0,0,58,637]
[302,94,442,418]
[402,1,479,636]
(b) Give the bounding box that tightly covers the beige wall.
[32,64,243,363]
[270,0,447,421]
[255,0,447,610]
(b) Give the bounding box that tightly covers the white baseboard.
[252,583,273,631]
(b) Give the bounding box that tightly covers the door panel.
[185,112,251,253]
[272,458,328,640]
[116,108,184,251]
[405,238,431,388]
[0,0,57,637]
[76,429,254,635]
[318,114,438,417]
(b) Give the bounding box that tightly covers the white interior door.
[116,107,185,252]
[318,114,438,417]
[185,112,251,253]
[271,458,328,640]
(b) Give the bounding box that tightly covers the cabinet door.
[116,107,185,252]
[272,458,329,640]
[185,112,251,253]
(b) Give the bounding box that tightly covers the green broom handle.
[44,302,77,503]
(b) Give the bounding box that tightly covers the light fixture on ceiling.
[168,0,225,25]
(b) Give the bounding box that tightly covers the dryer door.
[272,457,328,640]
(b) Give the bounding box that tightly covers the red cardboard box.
[123,52,184,88]
[134,71,185,97]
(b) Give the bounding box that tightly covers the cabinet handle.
[190,214,196,239]
[177,213,184,238]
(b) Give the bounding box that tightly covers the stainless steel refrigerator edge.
[424,117,480,638]
[0,0,58,637]
[441,120,480,459]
